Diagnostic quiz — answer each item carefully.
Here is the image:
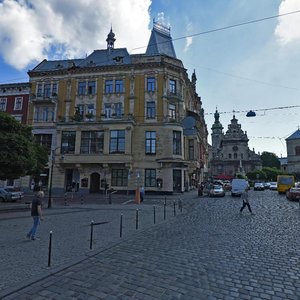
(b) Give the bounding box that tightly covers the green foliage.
[260,151,280,168]
[247,167,285,182]
[0,112,48,180]
[262,167,284,181]
[246,170,267,181]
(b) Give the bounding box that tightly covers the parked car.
[254,182,265,191]
[263,182,271,189]
[0,188,13,202]
[4,188,24,201]
[286,187,300,201]
[209,185,225,197]
[269,182,278,190]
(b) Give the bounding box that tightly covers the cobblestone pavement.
[1,189,300,299]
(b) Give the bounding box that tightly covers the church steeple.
[191,69,197,91]
[211,109,224,150]
[106,27,116,49]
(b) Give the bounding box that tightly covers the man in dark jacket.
[26,191,44,240]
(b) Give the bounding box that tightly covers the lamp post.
[48,149,56,208]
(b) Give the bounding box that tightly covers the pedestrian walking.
[26,191,44,240]
[240,189,254,215]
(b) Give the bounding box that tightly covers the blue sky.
[1,0,300,157]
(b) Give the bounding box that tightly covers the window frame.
[169,79,176,94]
[0,98,7,111]
[78,81,86,95]
[14,97,23,110]
[61,131,76,154]
[115,79,124,93]
[111,169,128,186]
[145,169,156,187]
[87,81,96,95]
[147,77,156,92]
[80,131,104,154]
[173,131,182,155]
[146,101,156,119]
[110,130,125,153]
[145,131,156,155]
[105,80,113,94]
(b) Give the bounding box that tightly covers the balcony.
[166,90,183,102]
[30,93,58,104]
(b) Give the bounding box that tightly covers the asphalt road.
[1,189,300,299]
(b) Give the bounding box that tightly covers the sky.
[0,0,300,157]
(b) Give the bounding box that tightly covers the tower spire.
[106,26,116,49]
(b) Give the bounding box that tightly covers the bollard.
[173,201,176,216]
[120,214,123,238]
[136,209,139,230]
[164,196,167,206]
[153,205,156,224]
[109,193,112,204]
[90,220,94,250]
[164,203,166,220]
[178,198,182,212]
[64,193,67,206]
[48,231,53,267]
[81,194,84,205]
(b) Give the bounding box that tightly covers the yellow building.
[28,22,208,195]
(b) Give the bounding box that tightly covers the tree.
[260,151,280,169]
[0,112,48,180]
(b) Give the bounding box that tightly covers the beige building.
[28,23,208,194]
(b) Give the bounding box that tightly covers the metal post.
[136,209,139,230]
[48,231,53,267]
[48,150,55,208]
[173,201,176,216]
[153,205,156,224]
[90,221,94,250]
[81,194,84,205]
[164,203,166,220]
[164,196,166,206]
[178,198,182,212]
[120,214,123,238]
[64,193,67,206]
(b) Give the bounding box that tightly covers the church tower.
[106,27,116,49]
[211,109,223,151]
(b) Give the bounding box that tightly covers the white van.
[231,179,248,197]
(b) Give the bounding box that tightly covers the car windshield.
[214,185,222,190]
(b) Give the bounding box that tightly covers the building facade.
[27,23,208,194]
[209,110,261,179]
[0,82,30,188]
[285,129,300,175]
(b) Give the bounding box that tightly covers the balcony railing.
[166,90,183,101]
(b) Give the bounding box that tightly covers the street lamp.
[48,149,55,208]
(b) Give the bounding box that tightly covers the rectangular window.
[145,131,156,154]
[115,79,124,93]
[87,81,96,95]
[145,169,156,187]
[147,77,155,92]
[104,103,112,118]
[37,84,43,97]
[146,101,156,119]
[105,80,113,93]
[188,139,194,160]
[111,169,128,186]
[110,130,125,153]
[35,134,52,153]
[114,102,123,117]
[44,84,51,97]
[173,131,182,155]
[61,131,76,153]
[80,131,104,154]
[169,79,176,94]
[52,83,58,96]
[78,81,86,95]
[169,103,176,119]
[14,97,23,110]
[0,98,7,111]
[295,146,300,156]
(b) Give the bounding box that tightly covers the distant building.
[27,22,208,194]
[209,110,261,179]
[0,82,30,124]
[285,129,300,176]
[0,82,30,189]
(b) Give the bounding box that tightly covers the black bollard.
[90,221,94,250]
[164,203,166,220]
[81,194,84,205]
[64,193,67,206]
[178,198,182,212]
[164,196,166,206]
[173,201,176,216]
[120,214,123,238]
[153,205,156,224]
[48,231,53,267]
[136,209,139,230]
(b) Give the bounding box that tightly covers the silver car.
[0,188,13,202]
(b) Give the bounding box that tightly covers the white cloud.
[184,20,193,52]
[275,0,300,45]
[0,0,151,70]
